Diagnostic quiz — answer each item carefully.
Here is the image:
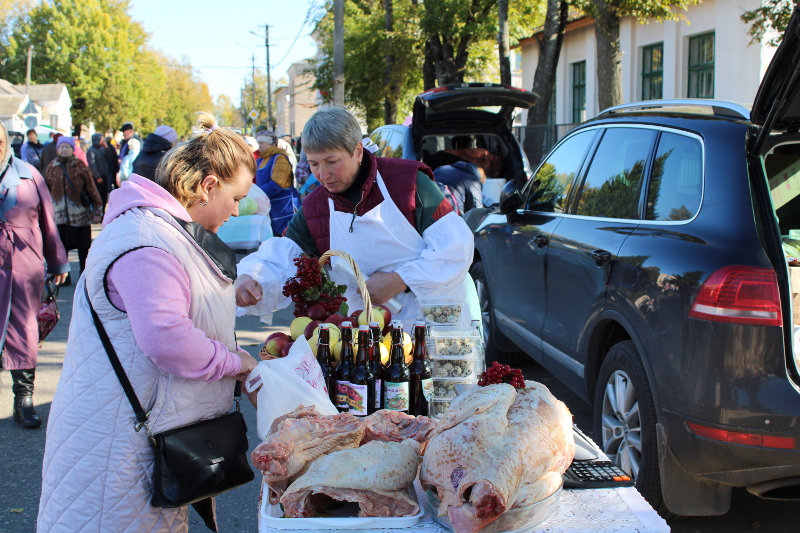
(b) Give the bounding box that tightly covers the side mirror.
[498,180,523,214]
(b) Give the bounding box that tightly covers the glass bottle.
[369,321,385,410]
[335,321,355,412]
[348,325,376,416]
[409,321,433,416]
[383,323,410,412]
[316,324,338,408]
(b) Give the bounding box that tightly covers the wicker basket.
[259,250,373,360]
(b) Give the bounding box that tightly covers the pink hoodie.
[103,175,241,382]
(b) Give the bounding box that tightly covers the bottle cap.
[359,325,370,331]
[341,321,353,328]
[415,320,425,327]
[369,321,380,328]
[320,323,329,329]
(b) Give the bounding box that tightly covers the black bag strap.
[44,275,60,301]
[59,161,83,200]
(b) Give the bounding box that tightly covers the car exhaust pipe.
[747,476,800,500]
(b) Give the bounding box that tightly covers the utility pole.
[25,45,33,94]
[251,54,256,136]
[333,0,345,106]
[264,25,273,131]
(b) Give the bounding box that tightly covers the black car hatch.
[412,83,538,134]
[751,6,800,155]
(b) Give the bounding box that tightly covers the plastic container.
[431,398,452,418]
[426,484,562,533]
[429,327,480,357]
[259,480,426,530]
[432,357,478,380]
[417,299,464,325]
[433,379,472,400]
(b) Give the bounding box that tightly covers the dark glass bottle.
[409,321,433,416]
[369,321,385,411]
[316,324,338,408]
[383,323,410,412]
[335,321,355,412]
[348,325,376,416]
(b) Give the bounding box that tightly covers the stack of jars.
[419,299,485,419]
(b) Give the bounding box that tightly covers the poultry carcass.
[281,439,421,518]
[361,409,437,445]
[420,383,574,533]
[251,407,365,503]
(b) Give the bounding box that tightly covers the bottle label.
[384,382,410,411]
[336,381,351,410]
[348,383,369,416]
[421,378,434,403]
[374,379,382,409]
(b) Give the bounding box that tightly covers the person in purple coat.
[0,122,69,428]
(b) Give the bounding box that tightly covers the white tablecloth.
[217,214,273,251]
[259,481,670,533]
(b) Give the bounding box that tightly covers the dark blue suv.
[470,8,800,517]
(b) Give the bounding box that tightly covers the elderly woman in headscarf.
[0,122,68,428]
[254,129,300,235]
[44,136,103,284]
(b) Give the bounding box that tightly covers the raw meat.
[420,383,574,533]
[252,408,365,503]
[361,409,437,445]
[281,439,421,518]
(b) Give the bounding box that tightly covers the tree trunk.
[524,0,569,167]
[423,41,437,90]
[384,0,397,124]
[498,0,511,85]
[429,35,467,85]
[593,0,623,113]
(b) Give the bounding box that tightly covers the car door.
[542,126,657,395]
[491,129,598,361]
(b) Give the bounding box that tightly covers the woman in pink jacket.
[0,122,68,428]
[39,113,258,533]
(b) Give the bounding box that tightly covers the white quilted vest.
[38,207,238,533]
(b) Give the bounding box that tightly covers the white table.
[259,480,670,533]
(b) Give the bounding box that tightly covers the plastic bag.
[247,183,271,217]
[245,335,338,441]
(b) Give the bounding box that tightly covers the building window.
[688,32,714,99]
[642,43,663,100]
[571,61,586,124]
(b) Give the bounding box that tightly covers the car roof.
[579,110,751,137]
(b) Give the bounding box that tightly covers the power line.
[272,6,314,69]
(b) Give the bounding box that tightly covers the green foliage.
[741,0,795,46]
[215,94,244,129]
[581,0,697,22]
[1,0,214,135]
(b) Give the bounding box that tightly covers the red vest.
[303,150,434,254]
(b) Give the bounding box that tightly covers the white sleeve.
[235,237,303,324]
[394,211,474,298]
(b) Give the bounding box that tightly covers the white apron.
[328,172,479,325]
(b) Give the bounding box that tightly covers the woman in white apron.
[235,106,479,326]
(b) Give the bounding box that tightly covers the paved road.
[1,249,798,532]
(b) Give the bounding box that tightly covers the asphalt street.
[0,246,798,532]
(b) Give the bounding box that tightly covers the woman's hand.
[91,214,102,224]
[232,349,257,381]
[363,272,406,305]
[52,273,68,286]
[244,385,260,409]
[235,275,263,307]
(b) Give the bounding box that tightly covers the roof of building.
[14,83,67,102]
[0,94,29,117]
[0,79,22,95]
[515,10,592,49]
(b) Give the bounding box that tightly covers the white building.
[0,79,72,134]
[517,0,777,125]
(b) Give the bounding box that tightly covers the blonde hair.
[154,112,256,207]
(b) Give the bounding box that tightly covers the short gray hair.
[302,106,362,154]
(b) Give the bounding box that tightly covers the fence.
[513,123,580,168]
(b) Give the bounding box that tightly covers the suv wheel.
[593,341,665,513]
[470,261,524,365]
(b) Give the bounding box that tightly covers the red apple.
[376,304,392,333]
[265,332,291,357]
[265,331,289,344]
[281,341,294,357]
[307,303,329,321]
[350,309,363,322]
[304,319,322,340]
[326,313,346,328]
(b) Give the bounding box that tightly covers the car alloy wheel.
[600,369,642,480]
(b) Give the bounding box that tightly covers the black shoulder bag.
[84,287,254,522]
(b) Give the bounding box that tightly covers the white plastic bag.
[245,335,338,441]
[248,183,271,216]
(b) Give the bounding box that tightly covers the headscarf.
[255,130,277,147]
[57,136,76,149]
[0,121,34,220]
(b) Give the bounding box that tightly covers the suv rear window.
[645,132,703,221]
[574,128,656,219]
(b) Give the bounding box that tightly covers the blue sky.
[128,0,319,104]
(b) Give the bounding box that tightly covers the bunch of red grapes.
[478,361,526,388]
[282,255,346,318]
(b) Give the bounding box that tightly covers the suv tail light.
[688,422,796,449]
[688,265,782,326]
